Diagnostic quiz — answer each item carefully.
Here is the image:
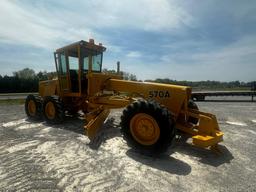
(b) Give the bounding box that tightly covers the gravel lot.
[0,101,256,192]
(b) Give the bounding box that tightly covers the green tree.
[129,74,137,81]
[13,68,36,79]
[102,68,117,74]
[37,71,48,80]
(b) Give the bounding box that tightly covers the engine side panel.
[39,79,59,97]
[105,79,191,118]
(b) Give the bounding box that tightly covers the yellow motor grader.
[25,39,223,154]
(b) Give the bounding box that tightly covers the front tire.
[43,96,64,124]
[120,100,175,155]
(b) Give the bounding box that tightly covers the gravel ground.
[0,101,256,192]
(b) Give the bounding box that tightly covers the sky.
[0,0,255,81]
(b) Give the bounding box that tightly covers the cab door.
[54,52,70,92]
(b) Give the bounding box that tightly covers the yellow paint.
[34,39,223,150]
[45,102,56,120]
[85,109,110,140]
[130,113,160,145]
[39,80,59,97]
[28,100,36,116]
[105,79,190,118]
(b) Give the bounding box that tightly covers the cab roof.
[55,40,106,53]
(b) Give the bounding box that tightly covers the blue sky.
[0,0,255,81]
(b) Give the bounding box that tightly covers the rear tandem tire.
[25,94,42,120]
[120,100,175,155]
[43,96,64,124]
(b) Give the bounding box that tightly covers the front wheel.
[120,100,175,155]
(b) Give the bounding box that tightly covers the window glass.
[80,48,102,72]
[69,56,79,70]
[55,53,60,72]
[60,53,67,74]
[81,47,89,72]
[92,53,102,72]
[83,57,89,71]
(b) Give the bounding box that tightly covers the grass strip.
[0,99,25,105]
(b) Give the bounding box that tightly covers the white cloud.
[0,1,58,48]
[190,35,256,66]
[0,0,255,81]
[76,0,193,31]
[0,1,104,49]
[126,51,142,58]
[158,35,256,81]
[0,0,192,49]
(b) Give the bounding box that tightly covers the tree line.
[0,68,137,93]
[0,68,53,93]
[145,78,256,91]
[0,68,255,93]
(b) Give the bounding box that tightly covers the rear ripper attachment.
[176,106,223,152]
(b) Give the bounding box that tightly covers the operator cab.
[54,39,106,96]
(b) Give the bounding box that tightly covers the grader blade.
[84,109,110,140]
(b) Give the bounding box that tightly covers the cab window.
[69,56,79,70]
[92,53,102,72]
[81,48,102,73]
[83,57,89,71]
[60,53,67,75]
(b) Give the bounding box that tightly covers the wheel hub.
[45,102,56,119]
[130,113,160,145]
[28,100,36,116]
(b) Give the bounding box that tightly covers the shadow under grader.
[26,114,85,135]
[126,149,191,175]
[25,113,122,145]
[125,137,233,175]
[26,115,233,169]
[57,114,85,135]
[88,117,122,150]
[173,133,234,167]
